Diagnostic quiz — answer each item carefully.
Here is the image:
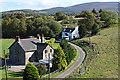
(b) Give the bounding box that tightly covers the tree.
[48,20,63,34]
[92,23,99,35]
[92,8,97,14]
[99,9,103,13]
[23,62,40,80]
[100,10,118,27]
[37,26,50,37]
[55,12,68,21]
[78,10,96,47]
[52,45,67,71]
[60,38,76,65]
[79,24,87,38]
[37,65,47,78]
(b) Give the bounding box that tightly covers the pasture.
[68,26,118,78]
[0,39,15,58]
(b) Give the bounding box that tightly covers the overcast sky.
[0,0,118,12]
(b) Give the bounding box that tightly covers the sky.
[0,0,119,12]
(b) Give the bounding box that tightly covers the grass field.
[1,70,23,79]
[67,26,118,78]
[0,39,15,58]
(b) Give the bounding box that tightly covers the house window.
[45,50,48,58]
[45,53,47,58]
[65,33,68,36]
[45,50,47,53]
[50,49,52,52]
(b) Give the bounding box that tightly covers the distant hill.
[2,2,118,14]
[41,2,118,13]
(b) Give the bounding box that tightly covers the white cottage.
[62,26,80,40]
[9,34,54,65]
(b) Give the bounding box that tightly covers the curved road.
[54,42,85,78]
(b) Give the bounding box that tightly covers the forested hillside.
[2,2,118,15]
[2,8,118,39]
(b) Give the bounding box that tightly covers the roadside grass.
[42,49,79,79]
[67,25,118,78]
[0,39,15,58]
[50,49,79,78]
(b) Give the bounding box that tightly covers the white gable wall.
[25,52,34,65]
[72,26,80,39]
[62,26,79,40]
[43,45,54,59]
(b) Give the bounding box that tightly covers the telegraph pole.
[4,50,8,80]
[48,53,50,80]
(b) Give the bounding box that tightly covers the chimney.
[16,36,20,43]
[37,34,41,43]
[42,34,44,43]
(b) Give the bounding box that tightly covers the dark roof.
[9,38,40,52]
[63,28,75,33]
[37,43,49,50]
[9,38,53,52]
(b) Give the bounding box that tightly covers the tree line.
[76,9,118,38]
[2,9,118,38]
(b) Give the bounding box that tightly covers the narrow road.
[54,42,85,78]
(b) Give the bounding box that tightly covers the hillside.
[2,2,118,14]
[68,25,118,78]
[41,2,118,13]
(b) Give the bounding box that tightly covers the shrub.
[37,64,47,78]
[23,62,40,80]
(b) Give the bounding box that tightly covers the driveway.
[54,42,85,78]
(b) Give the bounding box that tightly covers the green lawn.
[67,26,118,78]
[0,39,15,58]
[0,69,23,80]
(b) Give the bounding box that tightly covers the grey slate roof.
[9,38,53,52]
[19,38,40,52]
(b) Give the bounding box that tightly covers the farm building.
[9,34,54,65]
[62,26,80,40]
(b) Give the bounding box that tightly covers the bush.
[37,64,47,78]
[23,62,40,80]
[60,39,76,64]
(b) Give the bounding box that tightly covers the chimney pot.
[16,36,20,43]
[37,34,41,43]
[42,34,44,43]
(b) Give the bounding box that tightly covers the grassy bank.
[1,69,23,80]
[0,39,15,58]
[67,26,118,78]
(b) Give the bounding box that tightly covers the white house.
[62,26,80,40]
[9,34,54,66]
